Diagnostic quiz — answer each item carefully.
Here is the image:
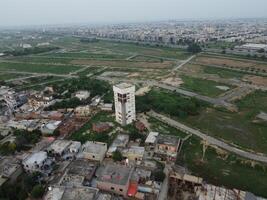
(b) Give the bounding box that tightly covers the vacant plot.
[0,62,82,74]
[203,65,245,79]
[54,38,190,60]
[178,136,267,197]
[243,75,267,87]
[180,75,232,97]
[71,59,176,69]
[182,91,267,154]
[131,55,164,62]
[4,56,74,64]
[0,72,28,81]
[42,52,127,60]
[195,55,267,72]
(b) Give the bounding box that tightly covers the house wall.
[97,181,129,197]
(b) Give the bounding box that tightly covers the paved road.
[147,110,267,164]
[5,74,44,82]
[158,164,171,200]
[70,65,91,75]
[173,55,196,71]
[126,54,139,61]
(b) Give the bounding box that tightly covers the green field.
[203,65,245,79]
[181,91,267,154]
[3,56,74,64]
[0,62,82,74]
[0,72,28,81]
[180,75,233,97]
[54,37,191,60]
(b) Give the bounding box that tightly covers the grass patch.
[180,75,232,97]
[203,66,245,79]
[0,62,81,74]
[148,117,187,139]
[178,136,267,197]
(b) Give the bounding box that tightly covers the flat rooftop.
[0,157,20,179]
[114,82,134,90]
[157,134,180,147]
[145,132,159,144]
[82,141,107,154]
[67,159,97,177]
[44,186,98,200]
[48,139,72,154]
[24,151,47,165]
[96,164,133,186]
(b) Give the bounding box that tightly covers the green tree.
[31,185,45,199]
[112,150,123,162]
[257,48,265,53]
[187,43,202,53]
[153,170,166,182]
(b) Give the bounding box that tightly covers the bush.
[153,170,166,182]
[112,150,123,162]
[187,42,202,53]
[31,185,45,199]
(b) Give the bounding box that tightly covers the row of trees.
[4,46,59,56]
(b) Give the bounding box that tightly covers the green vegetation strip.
[0,62,81,74]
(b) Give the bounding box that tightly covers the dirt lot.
[195,55,267,71]
[243,75,267,87]
[71,59,175,69]
[161,76,184,87]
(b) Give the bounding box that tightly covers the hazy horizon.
[1,0,267,27]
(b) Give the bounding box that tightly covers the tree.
[153,170,166,182]
[112,150,123,162]
[187,43,202,54]
[31,185,45,199]
[257,48,265,53]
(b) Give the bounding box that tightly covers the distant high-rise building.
[113,83,136,126]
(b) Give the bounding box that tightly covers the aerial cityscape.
[1,1,267,200]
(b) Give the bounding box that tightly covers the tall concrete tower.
[113,83,136,126]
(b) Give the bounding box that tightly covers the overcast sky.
[1,0,267,27]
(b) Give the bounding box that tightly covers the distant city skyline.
[1,0,267,27]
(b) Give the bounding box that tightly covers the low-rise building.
[59,159,97,187]
[96,164,134,198]
[47,139,72,157]
[75,90,90,101]
[107,134,129,157]
[92,122,111,133]
[44,186,99,200]
[22,151,53,174]
[194,184,260,200]
[40,120,61,135]
[155,135,180,161]
[135,121,146,132]
[74,105,91,117]
[99,103,113,112]
[0,157,23,187]
[145,132,159,146]
[78,141,107,162]
[122,146,145,161]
